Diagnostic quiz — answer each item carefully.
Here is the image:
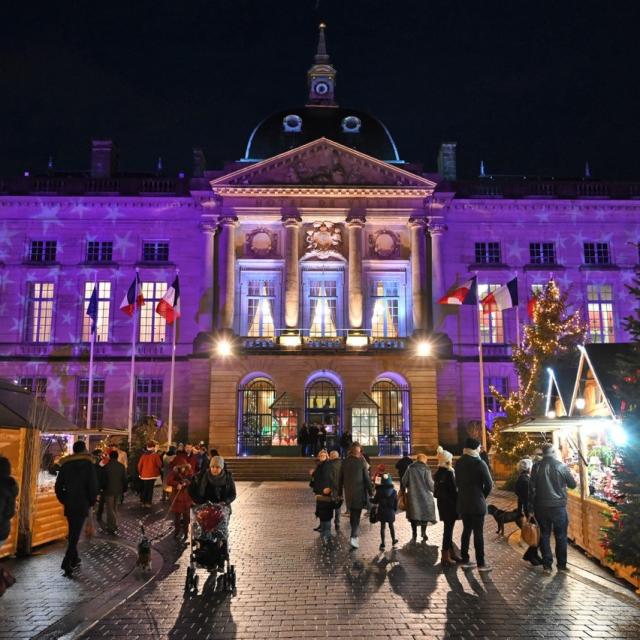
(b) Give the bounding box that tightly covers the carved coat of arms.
[304,221,342,259]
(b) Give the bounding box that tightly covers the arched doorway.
[371,377,410,455]
[305,378,341,452]
[238,377,276,455]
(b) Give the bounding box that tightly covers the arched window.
[305,379,341,449]
[371,378,410,455]
[238,377,276,454]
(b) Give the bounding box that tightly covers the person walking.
[116,443,129,504]
[328,450,342,530]
[401,452,437,543]
[455,437,493,572]
[188,456,237,511]
[54,440,99,577]
[515,457,542,566]
[395,452,413,482]
[311,452,335,544]
[167,462,193,539]
[137,441,163,507]
[298,424,309,457]
[339,443,373,549]
[529,443,577,574]
[0,455,18,595]
[161,446,177,502]
[433,446,461,565]
[100,450,127,535]
[372,473,398,550]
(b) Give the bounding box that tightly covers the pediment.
[211,138,436,189]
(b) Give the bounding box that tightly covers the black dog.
[488,504,521,536]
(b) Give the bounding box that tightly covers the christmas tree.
[491,278,586,463]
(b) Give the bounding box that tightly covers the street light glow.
[217,339,232,357]
[416,340,432,357]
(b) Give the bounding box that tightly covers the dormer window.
[342,116,361,133]
[283,114,302,133]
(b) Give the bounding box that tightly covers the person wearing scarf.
[188,456,237,513]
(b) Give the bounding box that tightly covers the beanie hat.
[211,455,225,470]
[436,445,453,467]
[382,473,394,486]
[464,437,481,451]
[517,458,533,473]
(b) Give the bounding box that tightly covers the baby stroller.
[184,502,236,595]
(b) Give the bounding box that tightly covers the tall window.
[239,378,276,453]
[27,282,55,342]
[351,405,379,447]
[82,281,111,342]
[478,283,504,343]
[29,240,57,263]
[587,285,614,343]
[19,376,47,400]
[136,378,163,421]
[484,376,508,425]
[87,241,113,263]
[139,281,167,342]
[370,280,399,338]
[584,242,611,265]
[76,378,105,427]
[371,379,409,455]
[309,280,338,337]
[142,241,169,262]
[474,242,501,264]
[529,242,556,265]
[247,280,276,337]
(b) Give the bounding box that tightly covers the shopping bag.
[521,516,540,547]
[369,504,379,524]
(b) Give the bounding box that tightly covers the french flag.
[156,275,181,325]
[438,277,477,305]
[481,278,519,313]
[119,273,145,316]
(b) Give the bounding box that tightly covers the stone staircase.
[224,456,438,481]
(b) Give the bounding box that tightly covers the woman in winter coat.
[401,453,437,542]
[188,456,237,513]
[372,473,398,550]
[137,441,163,507]
[433,446,461,565]
[515,457,542,565]
[162,446,177,502]
[0,456,18,596]
[311,456,336,543]
[167,462,193,539]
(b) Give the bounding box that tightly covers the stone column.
[409,217,428,333]
[199,221,217,332]
[217,216,238,331]
[283,215,301,329]
[427,218,447,302]
[347,216,366,329]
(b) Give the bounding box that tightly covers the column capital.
[219,215,239,227]
[346,215,366,228]
[408,216,428,229]
[427,217,447,235]
[199,220,218,235]
[282,214,302,227]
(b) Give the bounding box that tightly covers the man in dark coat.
[395,452,413,481]
[328,450,342,530]
[55,440,99,576]
[455,437,493,571]
[339,444,373,549]
[100,450,127,534]
[298,424,309,457]
[308,424,319,457]
[529,442,577,574]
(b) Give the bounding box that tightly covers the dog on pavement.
[488,504,521,536]
[136,525,152,572]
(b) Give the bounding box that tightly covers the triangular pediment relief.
[211,138,436,189]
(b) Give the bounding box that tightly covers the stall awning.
[349,392,379,409]
[503,415,615,433]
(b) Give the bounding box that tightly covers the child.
[167,463,193,539]
[372,473,398,550]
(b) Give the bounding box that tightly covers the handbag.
[521,516,540,547]
[369,504,379,524]
[398,489,407,511]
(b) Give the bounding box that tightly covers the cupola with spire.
[307,23,337,107]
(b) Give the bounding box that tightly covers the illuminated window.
[76,378,105,427]
[309,280,338,337]
[371,379,410,455]
[142,241,169,262]
[474,242,501,264]
[87,241,113,263]
[27,282,55,342]
[478,283,504,343]
[239,378,276,454]
[587,284,614,343]
[136,378,163,421]
[19,376,47,400]
[82,281,111,342]
[584,242,611,265]
[529,242,556,265]
[351,406,378,447]
[139,281,167,342]
[484,376,508,427]
[29,240,57,263]
[370,280,399,338]
[247,280,276,337]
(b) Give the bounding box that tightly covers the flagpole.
[86,275,97,430]
[167,270,179,447]
[127,270,139,447]
[475,275,487,451]
[515,271,521,346]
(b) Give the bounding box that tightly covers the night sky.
[2,1,640,179]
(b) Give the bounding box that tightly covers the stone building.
[0,26,638,456]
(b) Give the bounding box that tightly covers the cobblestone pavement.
[75,482,638,640]
[2,483,639,639]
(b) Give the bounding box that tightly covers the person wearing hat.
[167,462,194,539]
[434,446,461,566]
[137,441,163,508]
[188,455,237,513]
[455,437,493,571]
[371,473,399,550]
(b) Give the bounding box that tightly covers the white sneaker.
[478,565,493,572]
[350,537,359,549]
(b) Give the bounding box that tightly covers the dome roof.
[242,106,402,163]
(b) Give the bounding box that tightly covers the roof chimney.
[91,140,117,178]
[437,142,457,181]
